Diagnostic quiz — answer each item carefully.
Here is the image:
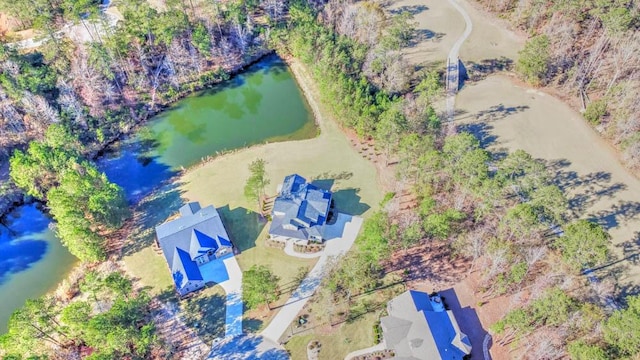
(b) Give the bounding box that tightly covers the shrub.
[516,35,550,85]
[584,99,607,124]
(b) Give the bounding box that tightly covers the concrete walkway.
[260,215,364,343]
[343,342,386,360]
[218,256,243,338]
[444,0,473,121]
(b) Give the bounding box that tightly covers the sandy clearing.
[455,75,640,289]
[456,0,524,61]
[389,0,465,66]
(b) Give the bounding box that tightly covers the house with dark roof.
[380,290,472,360]
[268,174,332,244]
[155,202,233,296]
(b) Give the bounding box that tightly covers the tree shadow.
[0,204,51,285]
[97,138,178,204]
[209,334,289,359]
[439,288,488,360]
[243,317,263,334]
[457,122,497,148]
[389,4,429,15]
[466,57,514,82]
[617,231,640,266]
[588,200,640,231]
[181,291,227,343]
[408,29,445,47]
[332,188,370,216]
[474,103,529,122]
[123,182,185,256]
[545,160,631,219]
[218,205,265,253]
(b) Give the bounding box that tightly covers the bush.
[584,99,607,124]
[373,320,382,344]
[516,35,550,85]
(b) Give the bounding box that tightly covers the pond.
[0,55,316,332]
[0,204,77,332]
[98,55,316,201]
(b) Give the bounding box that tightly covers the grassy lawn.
[285,312,379,360]
[122,246,174,296]
[284,273,405,359]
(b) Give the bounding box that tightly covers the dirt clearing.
[455,75,640,292]
[388,0,465,66]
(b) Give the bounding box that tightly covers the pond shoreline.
[0,49,275,220]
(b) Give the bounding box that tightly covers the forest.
[0,0,639,359]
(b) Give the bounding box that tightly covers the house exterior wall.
[215,246,231,258]
[178,280,205,296]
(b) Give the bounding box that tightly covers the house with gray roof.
[268,174,332,244]
[155,202,233,296]
[380,290,472,360]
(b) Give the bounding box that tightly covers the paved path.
[219,256,243,337]
[444,0,473,121]
[260,215,363,343]
[344,342,386,360]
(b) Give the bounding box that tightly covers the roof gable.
[172,247,203,289]
[189,229,219,259]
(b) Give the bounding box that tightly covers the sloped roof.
[156,202,232,288]
[189,229,219,259]
[269,174,331,240]
[172,247,203,290]
[381,290,471,360]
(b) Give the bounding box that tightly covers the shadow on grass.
[546,159,637,223]
[181,291,227,343]
[457,122,497,148]
[209,334,289,359]
[474,103,529,122]
[218,205,265,252]
[123,182,185,256]
[332,188,370,216]
[243,317,263,333]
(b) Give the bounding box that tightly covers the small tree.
[603,295,640,357]
[244,158,270,214]
[554,219,610,271]
[516,35,550,86]
[243,265,279,310]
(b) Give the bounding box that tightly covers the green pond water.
[0,55,316,332]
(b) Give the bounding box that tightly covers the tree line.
[0,269,160,359]
[493,0,640,172]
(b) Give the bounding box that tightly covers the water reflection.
[0,205,50,285]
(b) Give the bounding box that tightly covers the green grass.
[284,273,405,359]
[122,246,174,296]
[284,312,378,360]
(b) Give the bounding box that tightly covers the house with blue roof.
[380,290,472,360]
[268,174,333,244]
[155,202,233,296]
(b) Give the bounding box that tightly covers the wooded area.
[485,0,640,172]
[1,0,639,358]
